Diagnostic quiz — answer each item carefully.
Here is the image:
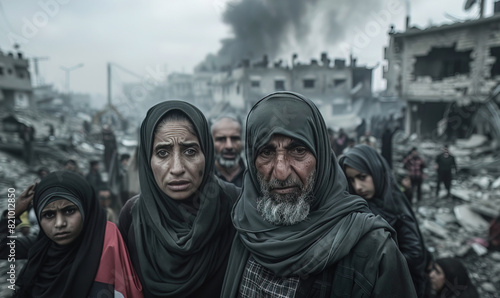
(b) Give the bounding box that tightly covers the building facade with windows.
[0,49,33,111]
[210,54,372,114]
[384,12,500,139]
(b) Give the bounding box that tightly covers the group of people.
[1,91,478,297]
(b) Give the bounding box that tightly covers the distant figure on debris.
[359,130,377,149]
[341,137,356,155]
[428,258,479,298]
[435,145,457,199]
[403,147,426,202]
[126,147,140,198]
[83,120,91,135]
[222,92,416,298]
[119,153,131,206]
[334,127,348,156]
[355,118,367,141]
[62,159,83,176]
[340,144,427,297]
[36,167,50,180]
[98,187,119,223]
[102,126,118,173]
[21,125,35,166]
[381,125,399,169]
[210,114,245,187]
[86,160,104,191]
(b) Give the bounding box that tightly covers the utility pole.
[107,62,143,105]
[108,62,112,105]
[32,56,49,86]
[60,63,84,93]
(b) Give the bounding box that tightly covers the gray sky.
[0,0,493,96]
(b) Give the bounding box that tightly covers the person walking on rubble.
[403,147,426,202]
[435,145,457,199]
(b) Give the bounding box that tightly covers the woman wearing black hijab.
[118,100,240,297]
[429,258,479,297]
[339,144,427,297]
[0,171,142,297]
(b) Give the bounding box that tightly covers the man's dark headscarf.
[16,171,106,298]
[222,91,395,296]
[132,100,235,296]
[434,258,479,297]
[338,144,403,218]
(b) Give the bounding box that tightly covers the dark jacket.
[330,228,416,297]
[225,227,415,297]
[435,153,457,175]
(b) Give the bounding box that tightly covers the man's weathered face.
[255,134,316,225]
[212,118,242,169]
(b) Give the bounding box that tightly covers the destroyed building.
[384,8,500,143]
[210,53,373,114]
[0,48,33,111]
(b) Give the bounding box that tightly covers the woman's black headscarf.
[16,171,106,298]
[435,258,479,297]
[132,100,235,296]
[222,92,395,296]
[338,144,403,218]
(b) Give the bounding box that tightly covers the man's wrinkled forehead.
[257,134,307,151]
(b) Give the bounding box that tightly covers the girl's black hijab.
[16,171,106,298]
[133,100,234,296]
[339,144,403,218]
[435,258,479,297]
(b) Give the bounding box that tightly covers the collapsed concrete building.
[210,53,372,113]
[0,48,33,111]
[384,10,500,145]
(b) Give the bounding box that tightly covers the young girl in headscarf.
[0,171,143,297]
[429,257,479,297]
[339,144,427,297]
[118,100,240,297]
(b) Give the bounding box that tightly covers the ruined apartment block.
[385,12,500,139]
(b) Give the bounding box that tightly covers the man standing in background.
[435,145,457,199]
[211,114,245,187]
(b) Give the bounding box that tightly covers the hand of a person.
[15,184,37,217]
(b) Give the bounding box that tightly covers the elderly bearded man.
[211,114,246,187]
[222,92,416,298]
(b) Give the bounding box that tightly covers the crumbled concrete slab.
[454,205,490,232]
[423,219,449,239]
[471,242,488,256]
[451,188,475,202]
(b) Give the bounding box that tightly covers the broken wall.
[392,19,500,102]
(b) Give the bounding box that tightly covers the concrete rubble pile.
[395,133,500,297]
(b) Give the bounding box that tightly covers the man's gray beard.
[256,171,315,226]
[216,154,241,169]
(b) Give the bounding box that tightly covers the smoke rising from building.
[197,0,395,71]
